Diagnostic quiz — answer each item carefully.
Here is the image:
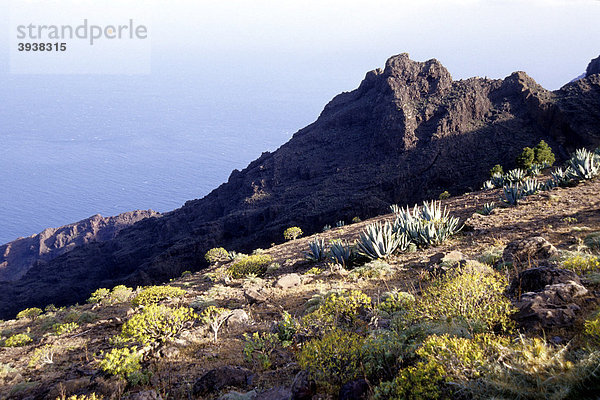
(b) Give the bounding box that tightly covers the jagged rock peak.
[586,55,600,77]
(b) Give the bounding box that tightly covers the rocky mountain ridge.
[1,53,599,319]
[0,210,159,282]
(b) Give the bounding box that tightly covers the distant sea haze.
[0,75,319,245]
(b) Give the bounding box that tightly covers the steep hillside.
[1,53,600,319]
[1,171,599,399]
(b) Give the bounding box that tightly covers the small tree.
[516,147,535,170]
[200,306,232,343]
[534,140,555,166]
[283,227,303,241]
[490,164,503,177]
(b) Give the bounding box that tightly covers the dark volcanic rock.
[192,366,254,396]
[586,55,600,77]
[2,53,600,318]
[0,210,159,281]
[339,379,370,400]
[508,266,581,296]
[502,236,559,267]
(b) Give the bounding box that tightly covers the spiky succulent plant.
[502,184,523,205]
[503,168,527,184]
[481,202,496,216]
[329,239,353,267]
[567,148,600,181]
[356,221,408,260]
[305,237,327,262]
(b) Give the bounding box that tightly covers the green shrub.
[87,288,110,304]
[413,267,515,334]
[585,311,600,345]
[298,328,365,392]
[4,333,33,347]
[357,221,408,259]
[121,304,195,346]
[585,232,600,252]
[533,140,555,166]
[275,311,297,347]
[98,346,142,379]
[362,329,408,381]
[109,285,134,303]
[373,361,445,400]
[131,285,186,307]
[16,307,43,320]
[199,306,231,343]
[517,147,535,169]
[562,253,600,275]
[56,395,104,400]
[303,290,371,330]
[28,344,55,368]
[283,226,303,240]
[490,164,504,177]
[438,191,450,200]
[378,291,415,316]
[53,322,78,336]
[227,254,272,278]
[205,247,229,263]
[349,259,394,279]
[352,216,362,223]
[243,331,280,370]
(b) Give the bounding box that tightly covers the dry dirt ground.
[1,177,599,400]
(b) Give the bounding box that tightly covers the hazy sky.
[1,0,599,89]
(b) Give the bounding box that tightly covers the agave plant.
[504,169,527,184]
[335,220,345,228]
[482,180,495,190]
[551,167,572,187]
[522,178,542,196]
[542,178,556,191]
[503,184,523,205]
[481,202,496,216]
[356,221,407,260]
[322,224,332,232]
[567,148,600,181]
[490,173,505,188]
[528,164,543,176]
[329,239,353,267]
[305,237,327,262]
[392,200,461,248]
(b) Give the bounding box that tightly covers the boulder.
[275,274,302,290]
[226,309,250,326]
[510,267,589,331]
[258,387,292,400]
[244,288,267,304]
[130,390,163,400]
[218,390,257,400]
[290,370,316,400]
[502,237,559,266]
[193,366,255,396]
[339,379,370,400]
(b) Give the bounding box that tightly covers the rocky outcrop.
[1,54,600,319]
[502,236,559,267]
[0,210,159,282]
[586,55,600,77]
[511,267,589,331]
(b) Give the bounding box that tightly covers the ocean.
[0,73,330,244]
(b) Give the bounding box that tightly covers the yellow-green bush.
[298,328,365,392]
[204,247,229,263]
[87,288,110,304]
[413,268,515,334]
[303,290,371,330]
[585,232,600,252]
[283,226,303,240]
[199,306,231,343]
[16,307,43,320]
[28,344,55,368]
[98,346,142,379]
[417,334,509,382]
[373,361,445,400]
[362,330,410,382]
[378,291,415,316]
[585,311,600,345]
[227,254,272,278]
[4,333,33,347]
[131,285,186,306]
[53,322,78,336]
[562,253,600,275]
[242,331,280,370]
[56,394,103,400]
[121,304,195,345]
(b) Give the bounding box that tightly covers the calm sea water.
[0,73,331,244]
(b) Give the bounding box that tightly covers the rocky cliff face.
[1,53,600,319]
[0,210,159,282]
[586,55,600,77]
